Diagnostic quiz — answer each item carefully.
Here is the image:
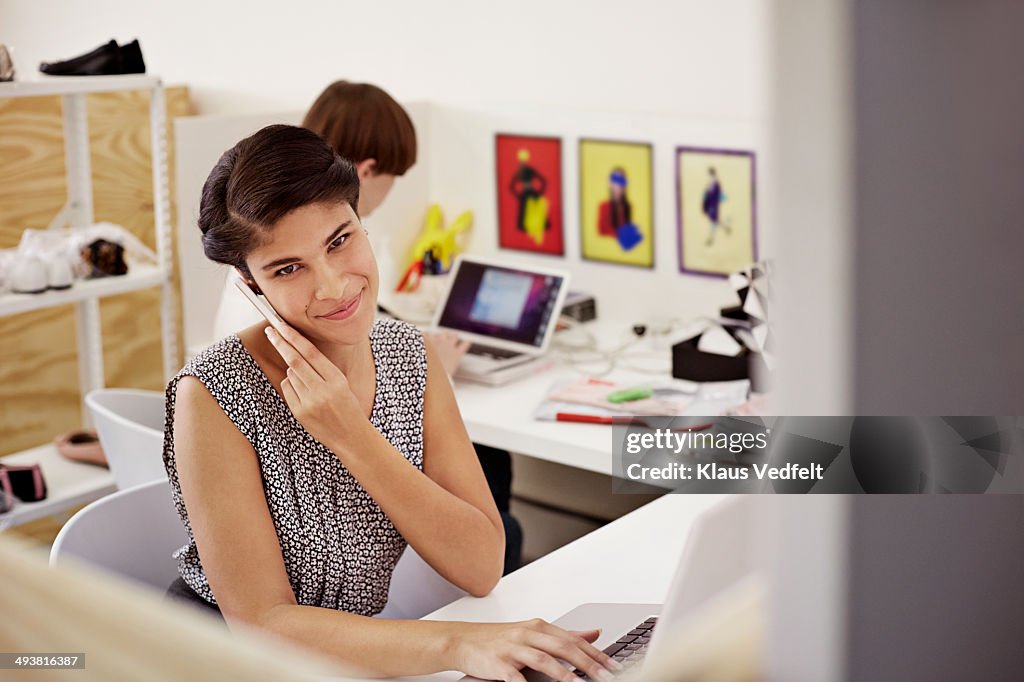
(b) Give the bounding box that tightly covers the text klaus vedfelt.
[622,428,824,482]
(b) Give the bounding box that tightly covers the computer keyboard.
[574,616,657,678]
[467,343,524,360]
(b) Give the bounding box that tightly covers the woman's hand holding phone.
[263,324,370,454]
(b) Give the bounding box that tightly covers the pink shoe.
[54,429,108,467]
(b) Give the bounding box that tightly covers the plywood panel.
[0,86,191,457]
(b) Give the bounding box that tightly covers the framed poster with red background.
[495,133,564,256]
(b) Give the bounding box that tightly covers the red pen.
[554,413,714,432]
[555,412,634,425]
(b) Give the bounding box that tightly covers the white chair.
[49,478,187,591]
[50,477,465,614]
[376,546,468,619]
[86,388,166,489]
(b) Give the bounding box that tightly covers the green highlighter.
[606,387,653,403]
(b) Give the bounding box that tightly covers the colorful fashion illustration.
[702,167,732,246]
[597,167,642,251]
[579,139,653,268]
[495,134,564,255]
[510,149,549,245]
[677,147,756,277]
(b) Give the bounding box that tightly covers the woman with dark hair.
[163,125,618,681]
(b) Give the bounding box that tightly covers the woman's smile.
[318,289,363,321]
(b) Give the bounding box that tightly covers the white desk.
[453,332,750,479]
[455,367,632,476]
[396,493,728,682]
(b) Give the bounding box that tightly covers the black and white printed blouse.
[162,316,427,614]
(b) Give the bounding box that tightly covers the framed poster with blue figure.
[579,138,654,268]
[677,146,757,277]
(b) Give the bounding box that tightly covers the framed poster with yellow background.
[677,146,757,277]
[579,139,654,268]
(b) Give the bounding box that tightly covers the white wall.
[425,103,767,325]
[1,0,770,119]
[5,0,774,351]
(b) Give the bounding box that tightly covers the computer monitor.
[432,255,569,355]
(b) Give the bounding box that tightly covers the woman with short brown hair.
[302,80,417,217]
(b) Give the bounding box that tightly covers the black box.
[561,291,597,323]
[671,334,769,391]
[672,335,750,382]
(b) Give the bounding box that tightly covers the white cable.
[552,315,654,376]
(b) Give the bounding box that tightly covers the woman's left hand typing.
[264,324,369,452]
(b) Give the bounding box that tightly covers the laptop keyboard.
[467,343,524,360]
[574,616,657,678]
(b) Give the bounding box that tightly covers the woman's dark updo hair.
[199,124,360,278]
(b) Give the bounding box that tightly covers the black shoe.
[118,39,145,74]
[39,39,145,76]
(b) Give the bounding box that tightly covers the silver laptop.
[432,255,569,385]
[465,496,753,682]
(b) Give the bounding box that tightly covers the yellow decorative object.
[402,204,474,274]
[523,195,549,245]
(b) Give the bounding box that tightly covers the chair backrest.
[50,479,187,591]
[50,479,464,613]
[86,388,166,489]
[376,545,467,619]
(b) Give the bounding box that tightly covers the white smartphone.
[232,273,288,332]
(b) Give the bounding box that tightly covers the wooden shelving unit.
[0,75,176,528]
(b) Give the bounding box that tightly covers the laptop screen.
[436,259,566,349]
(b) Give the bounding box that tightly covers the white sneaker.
[11,256,48,294]
[46,256,74,290]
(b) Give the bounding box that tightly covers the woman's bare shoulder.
[173,375,235,431]
[235,322,287,382]
[236,320,270,349]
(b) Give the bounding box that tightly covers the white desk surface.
[452,321,750,478]
[392,493,728,682]
[454,367,632,476]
